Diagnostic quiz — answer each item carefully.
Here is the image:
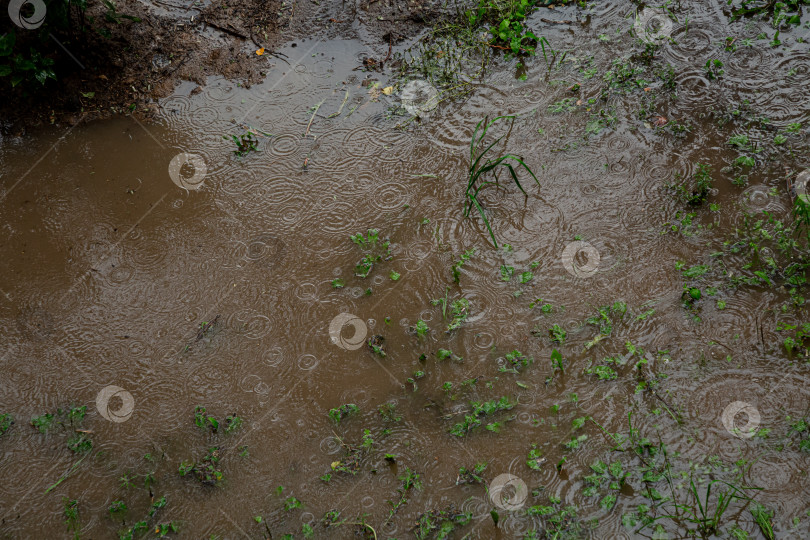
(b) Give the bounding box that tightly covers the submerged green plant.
[0,413,13,436]
[673,163,714,205]
[446,298,470,332]
[63,497,80,540]
[452,249,475,283]
[351,229,393,278]
[464,115,540,248]
[449,396,514,436]
[456,462,488,484]
[224,131,259,156]
[328,403,360,425]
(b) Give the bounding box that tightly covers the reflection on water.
[2,5,810,539]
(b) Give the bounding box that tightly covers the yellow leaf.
[382,86,394,96]
[331,461,341,470]
[256,48,265,56]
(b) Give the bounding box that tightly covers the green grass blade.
[471,196,497,248]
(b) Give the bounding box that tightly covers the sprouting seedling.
[465,115,540,248]
[551,349,564,373]
[452,249,475,283]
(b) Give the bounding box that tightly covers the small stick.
[328,90,350,118]
[384,35,392,64]
[304,100,324,138]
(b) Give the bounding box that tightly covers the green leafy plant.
[549,324,566,344]
[449,396,514,436]
[501,349,531,373]
[413,319,429,337]
[0,34,56,88]
[351,229,393,278]
[526,444,545,470]
[445,298,470,332]
[328,403,359,425]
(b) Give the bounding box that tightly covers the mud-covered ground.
[4,0,810,539]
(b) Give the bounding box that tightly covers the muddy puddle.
[2,1,810,538]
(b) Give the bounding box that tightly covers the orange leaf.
[256,48,265,56]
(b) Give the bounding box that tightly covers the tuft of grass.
[464,116,539,248]
[750,503,775,540]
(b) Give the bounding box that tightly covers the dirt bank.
[1,0,447,134]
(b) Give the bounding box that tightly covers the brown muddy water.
[2,2,810,539]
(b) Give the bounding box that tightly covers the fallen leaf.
[644,87,651,92]
[382,86,393,96]
[255,48,265,56]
